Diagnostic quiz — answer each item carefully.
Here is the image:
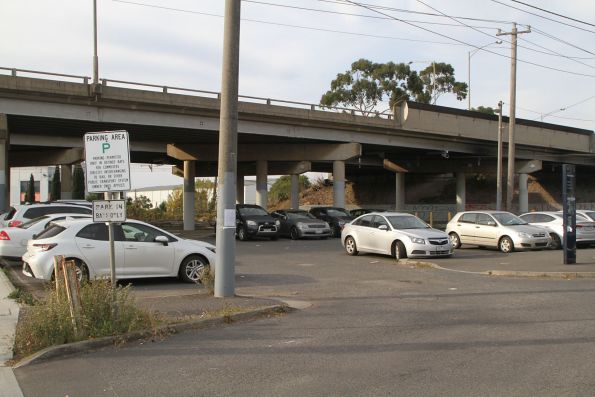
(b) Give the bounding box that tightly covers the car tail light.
[577,225,583,229]
[33,243,57,251]
[0,231,9,240]
[8,220,22,227]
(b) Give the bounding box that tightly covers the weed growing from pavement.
[199,267,215,295]
[7,288,39,306]
[13,280,159,358]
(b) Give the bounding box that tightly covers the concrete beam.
[397,158,543,174]
[172,161,312,178]
[516,160,542,174]
[9,148,84,167]
[167,143,361,162]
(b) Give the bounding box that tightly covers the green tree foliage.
[269,175,311,204]
[50,167,61,201]
[25,174,36,203]
[471,106,496,115]
[72,166,85,200]
[320,58,468,114]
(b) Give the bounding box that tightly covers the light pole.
[467,41,501,110]
[496,100,503,211]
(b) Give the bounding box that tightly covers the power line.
[518,37,595,60]
[338,0,595,78]
[489,0,595,34]
[531,27,595,56]
[533,95,595,121]
[511,0,594,27]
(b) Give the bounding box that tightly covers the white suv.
[2,203,92,227]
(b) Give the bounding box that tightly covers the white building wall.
[10,166,54,206]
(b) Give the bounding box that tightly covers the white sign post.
[84,130,131,286]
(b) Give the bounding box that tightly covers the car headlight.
[410,237,425,244]
[206,246,216,253]
[338,221,345,226]
[296,222,307,229]
[275,219,281,226]
[517,232,531,238]
[324,222,330,228]
[246,220,257,226]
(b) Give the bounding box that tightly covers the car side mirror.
[155,235,169,246]
[378,224,388,231]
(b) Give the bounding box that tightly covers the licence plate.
[316,230,322,234]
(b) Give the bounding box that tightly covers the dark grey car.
[271,209,332,240]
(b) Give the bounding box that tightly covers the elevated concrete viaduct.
[0,73,593,229]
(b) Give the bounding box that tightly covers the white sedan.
[22,218,215,283]
[341,212,453,259]
[0,213,91,259]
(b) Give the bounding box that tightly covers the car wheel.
[68,258,89,284]
[345,236,358,256]
[394,241,408,260]
[238,226,249,241]
[290,227,299,240]
[499,236,514,253]
[179,255,210,283]
[549,233,561,250]
[449,232,461,249]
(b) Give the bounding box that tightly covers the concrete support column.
[519,173,528,213]
[290,174,299,209]
[60,165,73,199]
[0,114,8,209]
[456,173,466,213]
[256,160,268,208]
[395,173,405,211]
[183,160,196,231]
[333,160,345,208]
[236,174,244,204]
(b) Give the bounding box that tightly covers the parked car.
[349,208,385,218]
[341,212,452,259]
[236,204,279,241]
[309,207,354,237]
[271,209,332,239]
[519,211,595,249]
[0,213,91,259]
[446,211,550,253]
[2,203,92,227]
[22,218,215,283]
[576,210,595,222]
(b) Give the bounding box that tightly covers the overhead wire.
[510,0,594,27]
[488,0,595,34]
[337,0,595,77]
[531,95,595,121]
[531,27,595,56]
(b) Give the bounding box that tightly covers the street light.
[468,41,502,110]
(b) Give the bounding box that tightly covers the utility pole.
[496,100,503,211]
[93,0,99,85]
[215,0,241,298]
[497,23,530,212]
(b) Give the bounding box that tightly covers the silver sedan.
[341,212,452,259]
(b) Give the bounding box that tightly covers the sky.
[2,0,594,188]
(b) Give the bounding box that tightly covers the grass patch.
[199,267,215,295]
[14,280,159,358]
[205,303,244,323]
[7,288,39,306]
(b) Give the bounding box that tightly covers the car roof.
[375,212,414,216]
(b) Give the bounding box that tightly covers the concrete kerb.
[13,303,291,369]
[393,259,595,279]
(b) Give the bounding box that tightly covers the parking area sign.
[84,130,131,192]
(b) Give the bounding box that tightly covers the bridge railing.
[0,66,393,120]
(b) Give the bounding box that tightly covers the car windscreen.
[239,207,269,216]
[33,224,66,239]
[287,212,315,220]
[19,215,51,229]
[326,209,350,217]
[584,211,595,221]
[492,212,527,225]
[386,215,429,229]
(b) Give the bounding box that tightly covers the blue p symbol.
[102,143,110,153]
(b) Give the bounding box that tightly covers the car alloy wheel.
[449,232,461,249]
[499,236,514,253]
[290,227,299,240]
[395,241,408,260]
[549,233,561,250]
[180,255,209,283]
[238,226,248,241]
[345,236,358,256]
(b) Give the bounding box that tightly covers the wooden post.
[429,211,433,227]
[63,259,83,338]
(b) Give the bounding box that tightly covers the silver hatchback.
[446,211,550,253]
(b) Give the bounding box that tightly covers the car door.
[272,212,289,236]
[454,213,478,244]
[474,213,500,247]
[119,222,175,277]
[368,215,392,254]
[352,215,375,251]
[74,223,125,278]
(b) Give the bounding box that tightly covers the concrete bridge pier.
[183,160,196,230]
[333,160,345,208]
[236,174,244,204]
[0,115,7,210]
[395,173,405,211]
[519,173,529,213]
[456,173,466,213]
[291,174,299,209]
[256,160,268,208]
[60,164,73,199]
